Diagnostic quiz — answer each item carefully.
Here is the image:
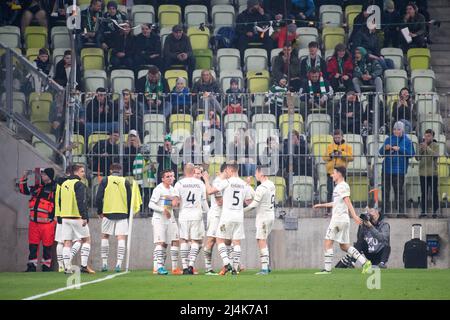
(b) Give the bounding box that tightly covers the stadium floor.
[1,269,449,300]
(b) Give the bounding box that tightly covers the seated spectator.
[300,67,334,116]
[258,135,281,176]
[114,89,142,137]
[379,121,415,217]
[157,134,179,182]
[50,0,69,27]
[84,87,118,138]
[31,48,52,92]
[334,91,362,134]
[100,1,128,52]
[0,1,22,26]
[170,77,191,114]
[79,0,102,48]
[236,0,272,66]
[225,78,244,114]
[391,87,417,134]
[109,21,135,69]
[21,0,47,34]
[134,23,163,72]
[123,129,142,176]
[352,47,383,94]
[191,69,222,116]
[336,208,391,268]
[290,0,315,27]
[163,24,195,82]
[53,50,82,89]
[271,22,298,49]
[300,41,328,79]
[327,43,354,93]
[418,129,439,218]
[382,0,401,48]
[323,129,353,205]
[135,65,171,116]
[49,92,66,142]
[272,45,302,91]
[349,4,370,43]
[268,76,288,119]
[89,129,120,177]
[401,2,427,52]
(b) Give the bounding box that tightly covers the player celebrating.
[148,169,181,275]
[174,163,209,275]
[244,166,276,275]
[313,166,372,274]
[203,163,253,275]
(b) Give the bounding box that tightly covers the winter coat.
[418,140,439,176]
[379,134,415,175]
[326,54,354,81]
[272,49,301,84]
[323,140,354,175]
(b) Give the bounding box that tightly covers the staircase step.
[431,51,450,66]
[428,0,450,8]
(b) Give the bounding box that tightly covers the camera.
[359,212,370,221]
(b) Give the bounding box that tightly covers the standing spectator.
[382,0,401,48]
[170,77,191,114]
[100,1,128,53]
[327,43,354,93]
[401,2,427,52]
[418,129,439,218]
[49,92,66,142]
[271,22,298,49]
[1,1,22,27]
[21,0,48,34]
[89,129,120,177]
[300,41,328,79]
[163,24,195,81]
[135,65,171,116]
[109,21,135,69]
[123,130,142,176]
[282,130,312,177]
[236,0,272,66]
[259,135,281,176]
[53,50,82,90]
[379,121,415,217]
[335,91,362,134]
[227,128,256,177]
[350,25,381,57]
[272,45,302,91]
[300,67,334,117]
[157,134,179,182]
[323,129,354,205]
[391,87,417,134]
[84,87,118,138]
[79,0,103,48]
[349,4,370,43]
[134,23,163,71]
[352,47,383,94]
[191,69,222,116]
[268,76,288,119]
[115,89,142,136]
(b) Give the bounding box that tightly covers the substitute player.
[96,163,131,272]
[60,164,95,274]
[244,166,276,275]
[149,169,181,275]
[313,166,372,274]
[174,163,209,275]
[203,163,253,275]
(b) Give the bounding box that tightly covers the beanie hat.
[247,0,259,7]
[385,0,395,10]
[355,46,367,56]
[43,168,55,181]
[393,121,405,132]
[107,1,118,9]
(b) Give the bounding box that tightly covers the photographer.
[337,208,391,268]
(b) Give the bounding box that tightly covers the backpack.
[212,27,236,49]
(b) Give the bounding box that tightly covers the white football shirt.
[252,179,276,219]
[174,177,206,221]
[209,177,223,218]
[149,183,177,224]
[331,181,351,222]
[215,177,252,223]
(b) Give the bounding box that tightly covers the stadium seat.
[111,69,135,93]
[298,48,322,62]
[411,69,435,93]
[81,48,104,70]
[51,26,70,49]
[32,134,55,159]
[343,134,364,156]
[270,48,283,67]
[217,48,241,72]
[419,114,443,137]
[307,114,331,136]
[436,135,447,156]
[311,134,333,159]
[211,0,231,5]
[165,69,188,89]
[321,27,345,51]
[220,70,244,92]
[52,47,68,67]
[279,113,304,139]
[160,27,172,49]
[439,177,450,204]
[29,92,52,123]
[320,5,343,27]
[212,5,235,30]
[83,69,107,93]
[88,133,110,150]
[267,176,286,205]
[26,48,40,62]
[438,157,450,178]
[292,176,315,204]
[345,5,362,29]
[187,26,210,50]
[380,48,404,70]
[143,114,166,142]
[24,26,47,49]
[347,155,368,175]
[131,5,155,26]
[347,176,369,205]
[158,4,182,28]
[407,48,431,71]
[224,113,248,131]
[192,69,216,84]
[247,70,270,93]
[185,5,208,27]
[0,26,21,48]
[244,48,268,72]
[169,114,193,133]
[238,5,247,14]
[1,92,26,115]
[384,69,408,94]
[366,134,388,159]
[252,113,277,143]
[193,49,213,70]
[295,27,319,49]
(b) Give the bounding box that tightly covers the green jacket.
[353,56,383,80]
[418,140,439,176]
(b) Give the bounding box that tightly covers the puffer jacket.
[323,140,354,175]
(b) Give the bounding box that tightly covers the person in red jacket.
[18,168,56,272]
[327,43,354,93]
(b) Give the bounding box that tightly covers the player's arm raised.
[313,202,334,209]
[202,171,220,195]
[343,196,362,225]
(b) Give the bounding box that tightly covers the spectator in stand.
[134,23,163,72]
[135,65,171,116]
[157,134,179,183]
[53,50,82,89]
[391,87,417,134]
[89,129,120,177]
[31,48,52,92]
[334,91,362,134]
[21,0,48,34]
[327,43,354,93]
[1,1,22,27]
[50,0,70,28]
[163,24,195,82]
[272,45,302,91]
[352,47,383,94]
[300,67,333,116]
[109,21,135,69]
[418,129,439,218]
[225,78,244,115]
[300,41,328,80]
[350,25,381,57]
[268,76,288,119]
[100,1,128,53]
[401,2,427,52]
[49,92,66,142]
[290,0,316,27]
[79,0,103,48]
[236,0,273,66]
[382,0,401,48]
[227,128,256,177]
[191,69,222,117]
[170,77,191,114]
[84,87,118,138]
[123,129,142,176]
[259,135,281,176]
[379,121,415,217]
[115,89,142,137]
[271,22,298,49]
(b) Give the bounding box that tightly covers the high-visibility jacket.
[102,175,128,215]
[19,177,55,223]
[59,177,87,218]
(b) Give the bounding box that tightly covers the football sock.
[116,239,125,268]
[153,250,157,271]
[324,248,333,272]
[57,242,64,269]
[63,246,72,270]
[71,241,81,259]
[155,245,164,269]
[101,239,109,267]
[188,242,200,267]
[80,243,91,268]
[232,245,241,271]
[170,246,179,270]
[347,246,367,265]
[226,245,233,260]
[260,247,269,270]
[218,243,231,266]
[180,242,190,269]
[204,247,213,271]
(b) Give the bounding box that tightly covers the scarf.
[306,55,321,73]
[308,76,326,95]
[86,8,99,32]
[337,57,344,75]
[144,77,164,100]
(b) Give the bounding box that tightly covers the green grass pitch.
[1,269,449,300]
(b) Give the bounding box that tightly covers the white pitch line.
[22,271,129,300]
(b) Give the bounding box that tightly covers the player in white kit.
[174,163,209,275]
[203,163,253,275]
[148,169,181,275]
[313,166,372,274]
[244,166,276,275]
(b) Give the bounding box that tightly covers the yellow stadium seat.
[169,114,193,133]
[24,26,47,49]
[438,157,450,178]
[26,48,40,62]
[279,113,304,139]
[29,92,53,122]
[71,134,85,156]
[311,134,333,158]
[347,175,369,204]
[241,176,257,189]
[158,5,182,28]
[187,26,210,50]
[247,70,270,93]
[345,5,362,29]
[32,121,52,133]
[407,48,431,71]
[439,177,450,203]
[88,133,110,150]
[322,27,345,51]
[165,69,188,89]
[81,48,104,71]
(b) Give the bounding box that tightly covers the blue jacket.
[170,87,191,108]
[379,134,415,175]
[291,0,315,18]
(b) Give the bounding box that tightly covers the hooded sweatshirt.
[379,134,415,175]
[353,47,383,80]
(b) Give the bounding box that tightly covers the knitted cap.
[43,168,55,181]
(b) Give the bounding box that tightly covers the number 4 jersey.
[174,177,208,222]
[215,177,253,223]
